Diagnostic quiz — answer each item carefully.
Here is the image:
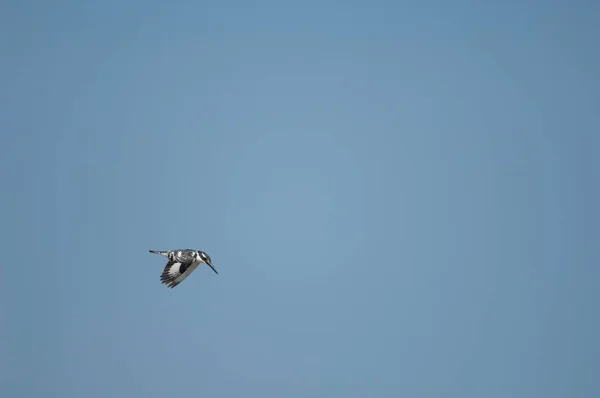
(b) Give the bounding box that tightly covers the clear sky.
[1,1,599,397]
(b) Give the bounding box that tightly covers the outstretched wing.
[160,260,199,288]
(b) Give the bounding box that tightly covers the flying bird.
[149,249,218,288]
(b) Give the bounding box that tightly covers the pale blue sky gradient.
[1,1,599,397]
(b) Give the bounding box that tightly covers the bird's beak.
[207,262,218,275]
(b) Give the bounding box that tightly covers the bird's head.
[197,250,218,275]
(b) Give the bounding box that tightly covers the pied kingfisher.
[149,249,218,288]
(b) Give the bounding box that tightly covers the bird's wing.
[160,260,199,289]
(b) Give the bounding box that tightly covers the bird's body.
[149,249,217,288]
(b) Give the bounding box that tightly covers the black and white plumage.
[149,249,218,288]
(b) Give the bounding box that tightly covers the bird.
[149,249,218,288]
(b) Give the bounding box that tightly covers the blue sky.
[1,1,599,397]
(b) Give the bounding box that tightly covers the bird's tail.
[149,250,169,257]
